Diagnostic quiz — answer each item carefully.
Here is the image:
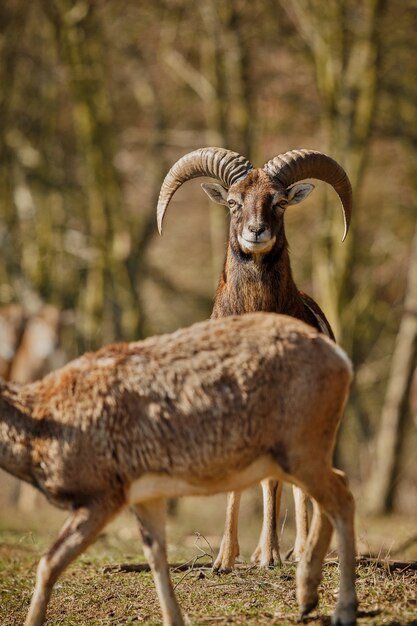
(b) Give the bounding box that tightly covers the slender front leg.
[213,490,241,573]
[296,500,333,617]
[132,499,184,626]
[25,497,121,626]
[251,479,282,567]
[292,485,309,560]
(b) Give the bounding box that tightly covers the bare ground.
[0,487,416,626]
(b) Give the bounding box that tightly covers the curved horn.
[157,147,253,234]
[263,149,352,241]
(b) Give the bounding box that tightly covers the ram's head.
[157,147,352,255]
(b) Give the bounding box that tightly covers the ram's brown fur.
[209,170,333,336]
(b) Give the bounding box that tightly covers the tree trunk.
[366,221,417,513]
[44,0,141,347]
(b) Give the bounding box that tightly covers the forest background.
[0,0,416,568]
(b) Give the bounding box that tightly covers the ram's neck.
[0,382,37,484]
[211,239,307,319]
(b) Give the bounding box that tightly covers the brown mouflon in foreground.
[0,312,356,626]
[157,147,352,571]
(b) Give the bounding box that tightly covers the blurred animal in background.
[0,304,66,383]
[0,304,26,380]
[0,303,70,511]
[157,146,352,571]
[0,313,356,626]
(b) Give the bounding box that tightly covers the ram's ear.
[201,183,229,206]
[286,183,315,206]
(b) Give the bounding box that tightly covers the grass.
[1,478,417,625]
[1,539,416,625]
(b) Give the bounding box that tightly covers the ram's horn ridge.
[157,147,253,234]
[263,149,352,241]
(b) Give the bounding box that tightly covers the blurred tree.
[366,221,417,513]
[0,1,31,296]
[280,0,387,350]
[164,0,259,285]
[364,1,417,512]
[43,0,141,347]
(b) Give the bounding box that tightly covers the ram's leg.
[133,499,184,626]
[292,485,309,560]
[213,490,241,573]
[296,500,333,617]
[251,479,282,567]
[25,497,122,626]
[327,470,357,626]
[297,469,357,626]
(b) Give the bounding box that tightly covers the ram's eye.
[275,200,287,210]
[228,199,236,208]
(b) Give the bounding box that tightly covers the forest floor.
[1,487,416,626]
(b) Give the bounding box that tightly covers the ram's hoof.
[251,545,282,568]
[331,602,357,626]
[212,562,233,574]
[299,596,318,621]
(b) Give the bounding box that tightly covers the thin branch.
[355,556,417,572]
[102,560,212,575]
[164,49,215,102]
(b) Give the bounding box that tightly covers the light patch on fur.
[302,300,330,336]
[96,357,117,367]
[237,234,276,254]
[128,455,281,504]
[329,342,353,377]
[128,354,146,364]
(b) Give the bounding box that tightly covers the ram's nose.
[248,224,267,240]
